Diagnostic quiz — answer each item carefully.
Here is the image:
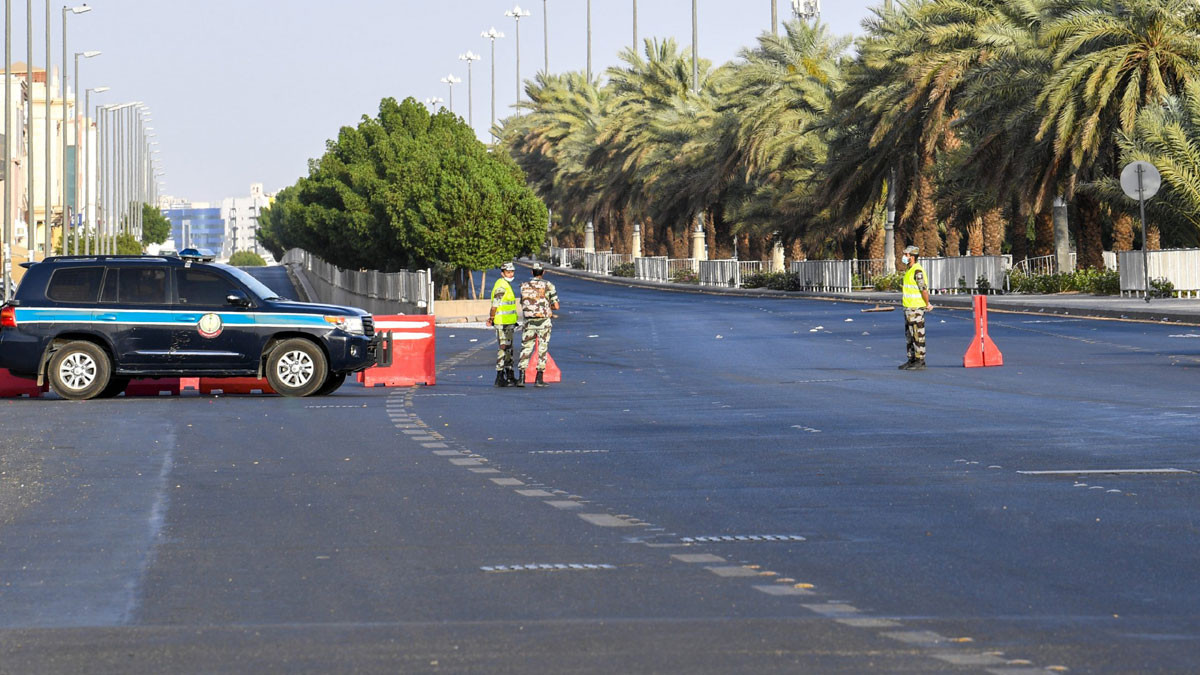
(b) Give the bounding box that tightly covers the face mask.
[901,256,909,265]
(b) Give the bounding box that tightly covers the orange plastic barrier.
[963,295,1003,368]
[358,315,436,387]
[523,335,562,383]
[199,378,275,395]
[0,369,43,398]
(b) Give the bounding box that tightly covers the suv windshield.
[211,263,285,301]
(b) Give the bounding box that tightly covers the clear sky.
[10,0,881,203]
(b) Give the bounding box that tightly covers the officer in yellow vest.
[486,262,519,387]
[900,245,933,370]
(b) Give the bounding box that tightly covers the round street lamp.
[440,74,462,114]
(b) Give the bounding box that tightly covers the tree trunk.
[1146,224,1161,250]
[1076,194,1105,270]
[944,228,961,257]
[967,218,983,256]
[1033,210,1055,257]
[914,171,940,256]
[1112,212,1134,252]
[982,207,1005,256]
[789,240,806,262]
[1010,215,1028,265]
[867,221,886,261]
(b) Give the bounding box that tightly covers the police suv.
[0,250,382,400]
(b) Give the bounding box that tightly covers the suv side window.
[118,267,169,305]
[176,268,239,307]
[46,267,104,303]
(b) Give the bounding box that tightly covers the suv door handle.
[98,314,118,321]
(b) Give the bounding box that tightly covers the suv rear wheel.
[266,338,327,397]
[48,341,112,401]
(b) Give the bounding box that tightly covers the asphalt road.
[1,268,1197,674]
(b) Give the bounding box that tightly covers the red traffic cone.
[525,335,562,383]
[963,295,1003,368]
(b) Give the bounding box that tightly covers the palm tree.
[1036,0,1200,266]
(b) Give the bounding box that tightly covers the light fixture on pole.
[70,49,101,255]
[792,0,820,21]
[481,27,504,141]
[440,74,461,114]
[459,51,481,129]
[61,4,92,256]
[84,85,108,254]
[505,5,531,113]
[424,96,444,111]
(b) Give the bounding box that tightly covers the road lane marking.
[578,513,636,527]
[422,442,450,448]
[450,458,484,466]
[705,566,761,578]
[1017,468,1194,476]
[489,478,524,486]
[469,468,501,474]
[481,563,617,573]
[671,553,726,564]
[515,489,555,497]
[545,500,583,509]
[681,535,806,543]
[753,585,815,596]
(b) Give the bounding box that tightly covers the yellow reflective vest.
[491,278,518,325]
[902,263,928,308]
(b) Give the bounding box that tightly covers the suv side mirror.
[226,290,252,308]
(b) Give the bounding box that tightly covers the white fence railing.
[282,248,434,314]
[668,258,698,279]
[789,260,854,292]
[851,259,886,288]
[635,256,669,282]
[1119,249,1200,297]
[922,255,1006,294]
[699,260,740,287]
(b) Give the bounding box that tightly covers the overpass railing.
[282,248,434,315]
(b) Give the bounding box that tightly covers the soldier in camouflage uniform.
[515,262,560,388]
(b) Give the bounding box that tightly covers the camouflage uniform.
[904,268,929,362]
[492,280,516,372]
[518,278,559,372]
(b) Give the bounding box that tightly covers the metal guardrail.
[667,258,698,279]
[789,260,854,292]
[1119,249,1200,297]
[922,255,1006,294]
[635,256,668,282]
[282,248,434,314]
[699,260,738,287]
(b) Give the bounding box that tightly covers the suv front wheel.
[266,338,328,397]
[48,341,112,401]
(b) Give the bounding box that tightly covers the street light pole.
[4,0,12,296]
[459,51,480,129]
[26,0,34,258]
[61,4,92,256]
[84,86,107,254]
[692,0,699,95]
[72,49,100,254]
[772,0,778,35]
[633,0,638,49]
[586,0,592,81]
[481,27,504,142]
[440,74,461,114]
[541,0,548,74]
[505,6,531,113]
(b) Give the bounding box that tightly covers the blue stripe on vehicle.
[14,307,339,329]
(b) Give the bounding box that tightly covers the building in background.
[160,197,224,254]
[222,183,275,263]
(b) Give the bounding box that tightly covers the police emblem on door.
[198,313,224,339]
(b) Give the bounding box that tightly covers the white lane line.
[704,566,761,578]
[469,468,501,474]
[835,617,902,628]
[881,630,950,646]
[450,458,484,466]
[671,553,726,564]
[515,489,555,497]
[545,500,583,509]
[432,450,462,456]
[577,513,636,527]
[802,603,861,617]
[1017,468,1194,475]
[930,652,1008,666]
[422,442,450,448]
[753,585,815,597]
[481,563,617,573]
[489,478,524,486]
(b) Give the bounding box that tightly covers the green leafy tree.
[228,250,267,266]
[141,203,172,245]
[260,97,547,290]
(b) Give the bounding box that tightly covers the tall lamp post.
[4,0,11,297]
[505,5,531,113]
[481,27,504,142]
[633,0,638,49]
[440,74,461,114]
[541,0,549,74]
[458,51,480,129]
[25,0,34,259]
[691,0,699,95]
[586,0,591,81]
[83,86,107,254]
[424,96,444,111]
[72,49,100,254]
[61,4,92,256]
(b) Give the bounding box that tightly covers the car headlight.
[324,315,364,334]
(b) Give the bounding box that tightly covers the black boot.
[908,359,926,371]
[898,358,915,370]
[505,368,518,386]
[535,371,547,387]
[515,369,526,387]
[494,371,508,387]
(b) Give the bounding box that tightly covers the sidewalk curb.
[530,261,1200,326]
